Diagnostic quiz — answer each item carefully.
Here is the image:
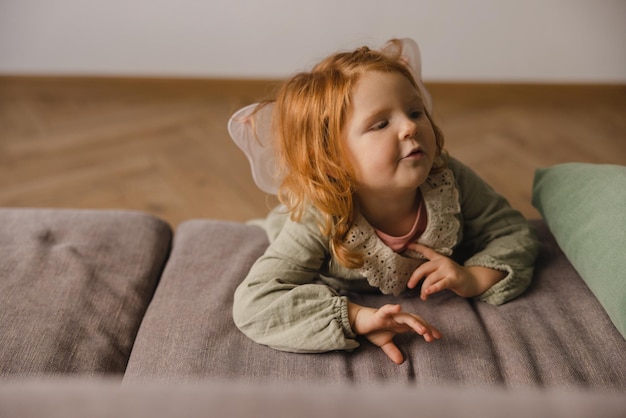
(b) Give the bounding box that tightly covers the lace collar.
[342,168,461,295]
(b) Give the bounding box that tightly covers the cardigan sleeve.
[449,158,539,305]
[232,208,359,353]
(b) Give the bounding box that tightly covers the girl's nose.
[400,117,418,141]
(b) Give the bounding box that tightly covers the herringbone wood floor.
[1,77,624,228]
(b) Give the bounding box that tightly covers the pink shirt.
[374,197,427,253]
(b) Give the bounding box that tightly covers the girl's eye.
[370,120,388,131]
[410,110,423,119]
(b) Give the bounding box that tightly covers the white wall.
[1,0,625,83]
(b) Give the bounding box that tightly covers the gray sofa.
[1,207,625,417]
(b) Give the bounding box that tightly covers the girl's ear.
[380,38,433,114]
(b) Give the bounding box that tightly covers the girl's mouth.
[402,148,424,160]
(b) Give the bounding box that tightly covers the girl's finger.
[407,270,423,289]
[380,342,404,365]
[407,260,438,289]
[378,304,401,316]
[395,314,428,335]
[403,316,442,342]
[420,273,448,300]
[407,243,440,260]
[425,325,443,341]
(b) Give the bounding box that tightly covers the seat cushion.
[0,208,172,375]
[125,219,626,390]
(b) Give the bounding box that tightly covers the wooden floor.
[1,76,625,229]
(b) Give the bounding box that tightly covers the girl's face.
[342,71,437,199]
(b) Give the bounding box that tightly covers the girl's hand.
[348,302,441,365]
[406,243,505,300]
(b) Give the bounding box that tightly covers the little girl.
[231,39,538,365]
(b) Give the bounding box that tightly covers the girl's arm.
[233,209,359,353]
[442,158,539,305]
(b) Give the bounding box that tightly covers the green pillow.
[532,163,626,339]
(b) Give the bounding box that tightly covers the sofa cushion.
[125,219,626,390]
[532,163,626,339]
[125,220,269,381]
[0,208,171,375]
[1,378,625,418]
